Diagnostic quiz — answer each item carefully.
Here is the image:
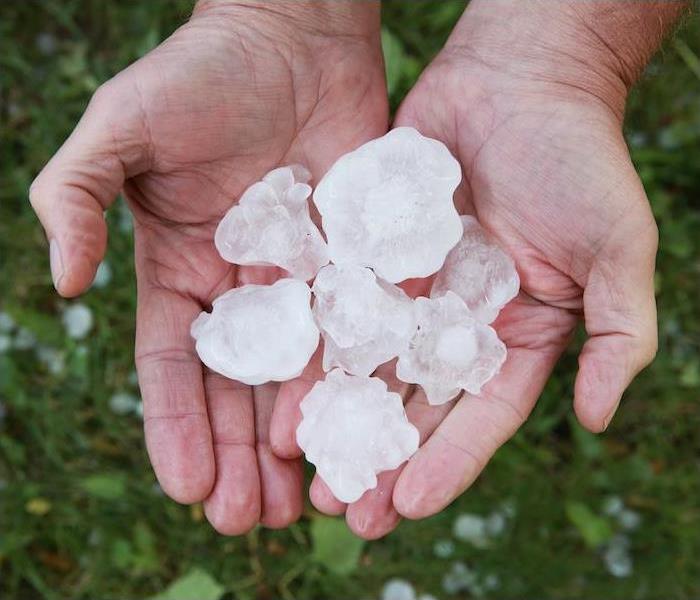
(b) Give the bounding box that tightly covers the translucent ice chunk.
[396,292,506,405]
[314,127,463,283]
[431,215,519,323]
[296,369,419,503]
[191,278,319,385]
[312,264,417,376]
[215,165,329,280]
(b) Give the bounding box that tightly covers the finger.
[136,285,215,504]
[202,373,260,536]
[345,388,453,539]
[29,80,149,296]
[269,346,325,459]
[255,383,304,529]
[309,476,347,516]
[575,209,658,432]
[393,300,573,519]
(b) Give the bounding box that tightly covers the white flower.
[62,304,93,339]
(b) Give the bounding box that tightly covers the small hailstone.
[62,304,93,339]
[431,215,519,324]
[314,127,463,283]
[0,311,15,332]
[109,392,140,415]
[617,508,641,531]
[442,562,476,595]
[381,579,416,600]
[433,538,455,558]
[92,261,112,288]
[602,534,633,578]
[297,369,419,503]
[396,292,506,405]
[36,346,65,375]
[485,511,507,537]
[13,327,37,350]
[312,264,416,376]
[191,278,318,385]
[453,513,489,548]
[602,495,624,517]
[215,164,328,280]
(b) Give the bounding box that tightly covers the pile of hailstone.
[191,127,519,503]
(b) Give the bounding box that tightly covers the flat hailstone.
[190,278,319,385]
[396,292,506,405]
[432,216,520,323]
[312,264,416,376]
[215,164,328,280]
[297,369,419,503]
[314,127,463,283]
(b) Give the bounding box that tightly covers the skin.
[30,0,388,534]
[270,1,686,538]
[31,0,685,539]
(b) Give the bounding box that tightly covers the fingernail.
[603,399,621,431]
[49,238,64,290]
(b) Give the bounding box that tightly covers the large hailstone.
[313,127,463,283]
[312,264,417,376]
[215,164,328,280]
[297,369,419,503]
[190,279,319,385]
[396,292,506,405]
[432,216,520,323]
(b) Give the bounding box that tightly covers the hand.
[270,1,669,538]
[30,1,387,534]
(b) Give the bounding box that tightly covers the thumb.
[29,78,150,297]
[574,194,659,433]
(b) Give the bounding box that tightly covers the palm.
[290,57,657,539]
[103,16,387,532]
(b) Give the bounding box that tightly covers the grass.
[1,1,699,599]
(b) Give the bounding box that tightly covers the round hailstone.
[312,264,416,376]
[313,127,463,283]
[396,292,506,405]
[297,369,419,503]
[215,164,329,281]
[431,215,520,323]
[191,278,319,385]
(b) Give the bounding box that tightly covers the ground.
[1,2,699,599]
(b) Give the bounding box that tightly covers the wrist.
[192,0,381,44]
[443,0,687,119]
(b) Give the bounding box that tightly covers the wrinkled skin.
[32,2,659,540]
[30,3,387,534]
[271,48,658,537]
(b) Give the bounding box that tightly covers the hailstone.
[313,127,463,283]
[432,216,520,323]
[296,369,419,503]
[215,164,328,280]
[312,264,416,376]
[190,278,319,385]
[396,292,506,405]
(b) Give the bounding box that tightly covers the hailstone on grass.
[312,264,416,376]
[396,292,506,405]
[431,215,519,323]
[313,127,463,283]
[296,369,419,503]
[190,278,319,385]
[215,164,328,280]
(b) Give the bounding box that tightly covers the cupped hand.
[271,25,658,539]
[30,1,388,534]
